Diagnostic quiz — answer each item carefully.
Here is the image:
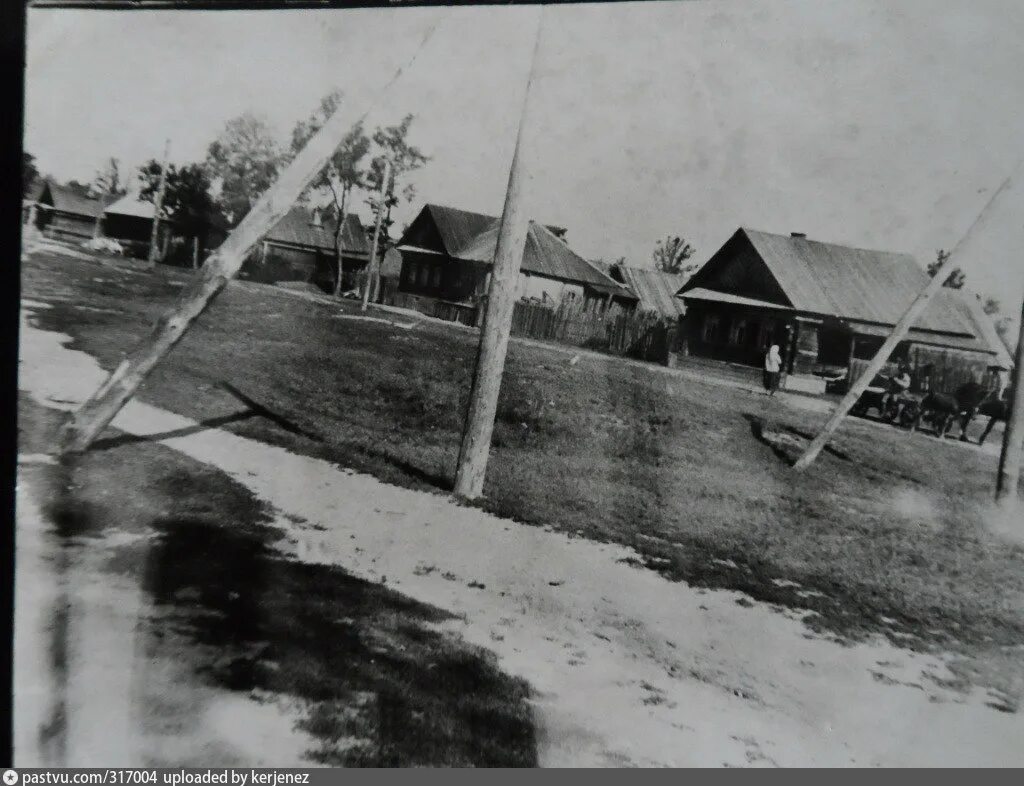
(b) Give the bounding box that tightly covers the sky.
[22,0,1024,326]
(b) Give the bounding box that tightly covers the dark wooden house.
[242,206,369,293]
[100,193,182,259]
[677,228,1011,390]
[395,204,635,324]
[31,180,111,242]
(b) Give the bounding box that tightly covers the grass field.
[20,247,1024,705]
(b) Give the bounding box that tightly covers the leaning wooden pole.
[362,159,391,312]
[148,139,171,265]
[454,9,544,500]
[996,295,1024,505]
[55,16,445,455]
[792,170,1017,471]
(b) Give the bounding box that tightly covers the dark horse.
[964,385,1013,445]
[913,381,996,439]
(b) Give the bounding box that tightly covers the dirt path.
[16,305,1023,767]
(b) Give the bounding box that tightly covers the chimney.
[791,232,806,239]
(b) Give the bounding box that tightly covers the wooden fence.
[510,300,677,363]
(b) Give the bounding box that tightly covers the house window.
[405,262,418,287]
[431,266,442,290]
[702,314,720,343]
[417,264,430,288]
[759,319,775,349]
[730,318,748,346]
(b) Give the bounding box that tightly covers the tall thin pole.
[54,14,447,455]
[362,159,391,312]
[148,139,170,265]
[454,9,544,500]
[996,297,1024,505]
[792,169,1018,471]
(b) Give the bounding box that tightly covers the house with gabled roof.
[242,205,369,293]
[608,263,689,320]
[394,204,635,323]
[31,179,114,242]
[677,228,1011,389]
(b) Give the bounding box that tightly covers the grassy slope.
[19,395,536,766]
[21,250,1024,698]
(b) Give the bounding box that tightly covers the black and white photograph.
[10,0,1024,768]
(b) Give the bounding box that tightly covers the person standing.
[764,342,782,396]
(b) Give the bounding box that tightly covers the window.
[405,262,418,287]
[417,264,430,288]
[431,266,442,289]
[730,318,748,346]
[703,314,720,343]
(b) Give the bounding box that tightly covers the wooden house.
[31,180,111,242]
[100,193,181,259]
[608,263,688,320]
[395,204,635,324]
[242,206,369,293]
[677,228,1011,390]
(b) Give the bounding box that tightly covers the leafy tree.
[926,249,965,289]
[653,235,697,276]
[364,114,430,248]
[288,89,372,295]
[205,112,283,226]
[139,160,220,260]
[92,157,127,198]
[63,179,93,198]
[23,152,39,195]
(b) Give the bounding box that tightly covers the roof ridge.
[739,226,916,260]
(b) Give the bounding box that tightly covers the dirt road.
[16,304,1024,767]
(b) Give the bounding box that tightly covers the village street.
[16,304,1024,767]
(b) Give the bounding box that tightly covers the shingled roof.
[612,265,688,318]
[398,204,631,297]
[264,206,369,257]
[680,227,1008,359]
[39,179,111,218]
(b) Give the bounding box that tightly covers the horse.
[913,381,993,439]
[912,391,960,437]
[969,386,1013,445]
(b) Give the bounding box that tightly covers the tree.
[205,112,283,227]
[288,89,372,295]
[364,114,430,248]
[23,152,39,195]
[63,179,93,198]
[92,157,127,198]
[983,297,1001,316]
[139,160,220,262]
[653,235,698,276]
[926,249,966,289]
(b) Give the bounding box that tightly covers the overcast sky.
[23,0,1024,320]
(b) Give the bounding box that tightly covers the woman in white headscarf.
[763,343,782,396]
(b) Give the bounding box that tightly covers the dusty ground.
[15,247,1024,766]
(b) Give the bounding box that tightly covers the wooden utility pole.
[996,297,1024,505]
[362,158,391,312]
[454,9,544,500]
[54,14,447,455]
[148,139,171,265]
[192,236,200,269]
[792,170,1017,471]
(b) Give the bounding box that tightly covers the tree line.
[23,88,430,285]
